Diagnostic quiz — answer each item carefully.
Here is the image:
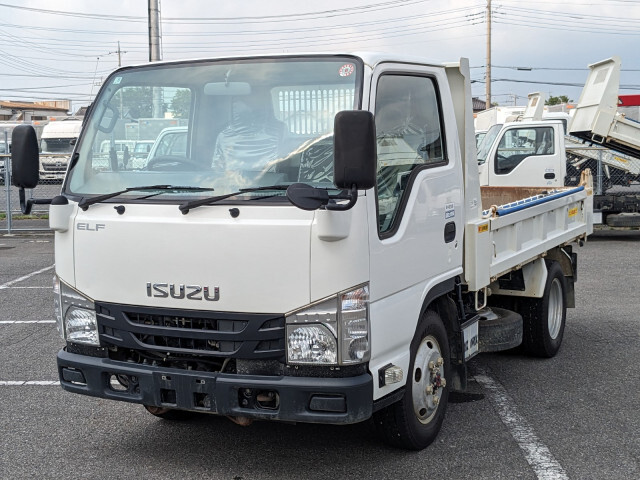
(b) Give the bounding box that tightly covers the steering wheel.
[145,155,207,171]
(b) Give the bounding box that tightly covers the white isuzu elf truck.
[11,53,592,450]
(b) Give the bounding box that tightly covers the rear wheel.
[374,310,450,450]
[521,261,567,357]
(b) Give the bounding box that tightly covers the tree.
[170,89,191,119]
[113,87,154,119]
[546,95,572,106]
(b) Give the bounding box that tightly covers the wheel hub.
[548,277,563,339]
[412,335,446,424]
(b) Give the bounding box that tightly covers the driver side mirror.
[11,124,52,215]
[11,124,39,189]
[333,110,377,190]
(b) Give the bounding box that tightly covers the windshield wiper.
[78,185,214,211]
[179,185,290,215]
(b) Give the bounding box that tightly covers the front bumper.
[57,349,373,424]
[39,171,65,181]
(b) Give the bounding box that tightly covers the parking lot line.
[0,320,55,324]
[0,381,60,386]
[474,367,569,480]
[6,286,51,289]
[0,265,54,290]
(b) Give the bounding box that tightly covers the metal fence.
[2,144,640,233]
[1,153,64,233]
[565,140,640,196]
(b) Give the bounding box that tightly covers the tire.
[520,261,567,358]
[143,405,194,421]
[374,310,450,450]
[477,307,523,353]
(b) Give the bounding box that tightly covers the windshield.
[476,123,502,164]
[66,56,362,202]
[41,137,75,154]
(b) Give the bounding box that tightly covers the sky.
[1,0,640,113]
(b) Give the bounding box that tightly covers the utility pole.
[148,0,163,118]
[106,42,128,118]
[486,0,492,109]
[117,41,123,67]
[107,41,127,67]
[148,0,162,62]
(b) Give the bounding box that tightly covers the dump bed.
[464,181,593,292]
[569,56,640,160]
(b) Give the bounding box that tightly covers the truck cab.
[478,120,567,188]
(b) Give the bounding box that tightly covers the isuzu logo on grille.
[146,283,220,301]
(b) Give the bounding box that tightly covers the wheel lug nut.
[428,361,435,370]
[426,385,433,394]
[437,357,444,366]
[441,378,447,388]
[433,397,440,405]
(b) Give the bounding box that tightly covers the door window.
[375,74,445,235]
[495,126,554,174]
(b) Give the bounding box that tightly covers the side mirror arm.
[325,185,358,211]
[18,188,52,215]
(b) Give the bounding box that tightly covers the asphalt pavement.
[0,229,638,479]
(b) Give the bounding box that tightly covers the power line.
[471,65,640,72]
[0,2,146,22]
[0,0,436,24]
[162,0,438,24]
[495,17,640,36]
[474,77,640,90]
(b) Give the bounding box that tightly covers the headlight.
[340,285,370,364]
[285,284,369,366]
[65,307,99,345]
[54,275,99,346]
[286,325,337,364]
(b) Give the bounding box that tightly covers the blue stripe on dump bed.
[483,185,585,217]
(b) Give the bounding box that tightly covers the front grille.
[42,162,67,172]
[127,312,248,354]
[96,303,286,363]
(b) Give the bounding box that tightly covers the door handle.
[444,222,456,243]
[544,173,555,179]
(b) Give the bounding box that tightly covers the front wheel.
[521,261,567,357]
[374,310,450,450]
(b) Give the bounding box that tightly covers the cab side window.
[495,126,554,174]
[375,74,445,235]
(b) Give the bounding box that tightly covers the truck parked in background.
[478,57,640,229]
[474,105,526,132]
[39,118,83,182]
[11,53,592,450]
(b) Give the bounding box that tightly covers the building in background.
[0,100,70,121]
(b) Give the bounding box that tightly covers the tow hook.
[227,416,253,427]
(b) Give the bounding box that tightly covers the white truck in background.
[39,118,83,182]
[478,57,640,228]
[11,53,592,450]
[474,105,526,132]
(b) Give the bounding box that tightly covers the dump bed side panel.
[465,186,592,291]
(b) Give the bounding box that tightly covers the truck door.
[488,124,564,187]
[369,65,463,308]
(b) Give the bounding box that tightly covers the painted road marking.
[0,381,60,386]
[0,265,54,290]
[0,320,56,324]
[4,286,51,289]
[474,368,569,480]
